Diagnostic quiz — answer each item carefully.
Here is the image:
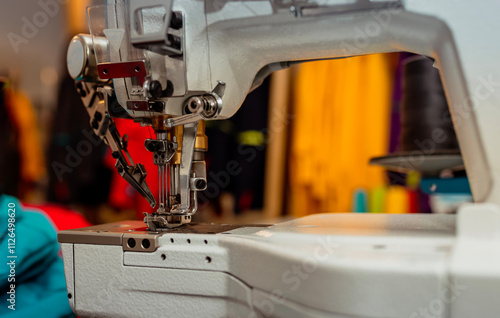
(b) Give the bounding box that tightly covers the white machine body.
[59,205,500,317]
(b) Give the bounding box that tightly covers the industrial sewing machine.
[58,0,500,317]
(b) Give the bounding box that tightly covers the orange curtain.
[289,54,398,216]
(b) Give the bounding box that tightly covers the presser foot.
[143,212,192,231]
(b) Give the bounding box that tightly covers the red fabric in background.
[22,203,91,230]
[104,119,158,219]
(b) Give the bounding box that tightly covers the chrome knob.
[67,34,99,81]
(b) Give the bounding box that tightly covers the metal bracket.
[126,100,165,112]
[97,61,147,85]
[171,123,199,213]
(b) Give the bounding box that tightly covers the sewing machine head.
[67,1,230,230]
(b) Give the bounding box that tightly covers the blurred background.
[0,0,472,227]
